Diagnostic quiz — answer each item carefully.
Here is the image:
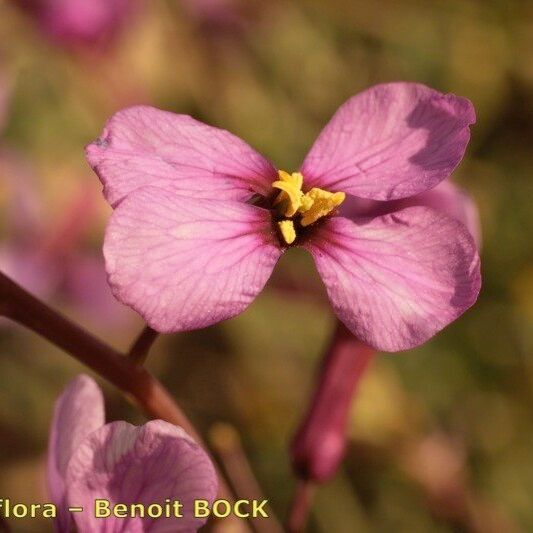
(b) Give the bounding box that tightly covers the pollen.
[299,188,346,227]
[278,219,296,244]
[272,171,304,217]
[272,170,345,244]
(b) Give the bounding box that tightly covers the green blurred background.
[0,0,531,531]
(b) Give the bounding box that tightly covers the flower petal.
[66,420,218,532]
[304,207,481,351]
[104,186,282,332]
[301,83,475,200]
[86,105,277,207]
[340,180,481,247]
[47,375,105,532]
[398,180,481,247]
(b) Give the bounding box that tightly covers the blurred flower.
[399,430,520,532]
[14,0,139,49]
[0,168,128,328]
[0,68,126,326]
[87,82,481,352]
[0,149,52,295]
[181,0,248,35]
[47,374,217,532]
[0,73,11,132]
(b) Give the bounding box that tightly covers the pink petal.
[66,420,218,532]
[304,207,481,351]
[86,106,277,207]
[104,186,282,332]
[301,83,475,200]
[47,375,105,531]
[340,180,482,247]
[404,181,481,248]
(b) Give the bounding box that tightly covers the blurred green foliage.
[0,1,531,531]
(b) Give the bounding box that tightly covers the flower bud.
[290,322,375,482]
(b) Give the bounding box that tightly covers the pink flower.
[290,184,481,483]
[15,0,138,48]
[87,82,481,352]
[47,375,217,532]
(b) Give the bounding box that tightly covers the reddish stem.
[0,271,186,430]
[286,480,316,533]
[209,423,283,533]
[0,272,241,501]
[128,325,159,364]
[0,271,297,532]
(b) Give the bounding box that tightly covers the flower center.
[272,170,345,244]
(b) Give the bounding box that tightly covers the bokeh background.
[0,0,532,531]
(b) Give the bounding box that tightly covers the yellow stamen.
[272,171,304,217]
[272,171,346,244]
[299,194,314,213]
[299,188,346,227]
[278,219,296,244]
